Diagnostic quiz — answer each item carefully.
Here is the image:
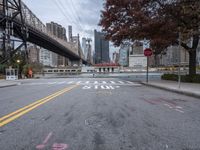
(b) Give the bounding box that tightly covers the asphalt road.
[0,78,200,150]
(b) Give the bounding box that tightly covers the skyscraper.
[68,25,73,42]
[94,30,109,64]
[46,22,68,67]
[82,37,87,59]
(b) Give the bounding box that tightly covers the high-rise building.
[28,44,40,63]
[94,30,109,64]
[68,25,73,42]
[82,37,87,59]
[39,48,52,67]
[156,45,189,66]
[46,22,68,67]
[86,38,92,64]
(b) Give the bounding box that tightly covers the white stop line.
[82,85,120,90]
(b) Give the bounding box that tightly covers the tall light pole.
[178,32,181,89]
[17,59,20,79]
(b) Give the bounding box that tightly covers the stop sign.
[144,48,153,57]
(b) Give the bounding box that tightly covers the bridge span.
[0,0,87,64]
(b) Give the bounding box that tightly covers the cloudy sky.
[24,0,102,37]
[23,0,118,57]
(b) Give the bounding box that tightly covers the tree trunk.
[189,50,196,76]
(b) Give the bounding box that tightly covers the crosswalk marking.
[126,81,133,84]
[76,81,82,84]
[94,81,99,84]
[67,81,74,84]
[57,81,66,84]
[23,80,141,86]
[85,81,90,84]
[110,81,116,84]
[118,81,125,84]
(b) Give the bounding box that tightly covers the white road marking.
[175,106,183,109]
[76,81,82,84]
[175,109,184,113]
[48,82,57,85]
[67,81,74,84]
[94,85,98,89]
[164,104,173,109]
[94,81,99,84]
[85,81,90,84]
[164,104,184,113]
[83,86,91,89]
[57,81,66,84]
[118,81,125,84]
[82,85,120,90]
[101,85,111,90]
[110,81,116,84]
[126,81,133,84]
[23,80,142,87]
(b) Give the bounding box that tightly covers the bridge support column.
[70,59,83,67]
[0,0,28,64]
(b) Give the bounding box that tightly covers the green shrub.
[161,74,178,81]
[161,74,200,83]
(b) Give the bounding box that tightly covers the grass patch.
[161,74,200,83]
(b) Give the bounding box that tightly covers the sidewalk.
[141,80,200,98]
[0,80,21,88]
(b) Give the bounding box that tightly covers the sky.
[23,0,118,58]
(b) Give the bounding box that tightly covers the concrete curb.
[141,82,200,99]
[0,82,21,88]
[0,83,19,88]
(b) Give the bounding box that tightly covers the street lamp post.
[178,32,181,89]
[16,59,20,79]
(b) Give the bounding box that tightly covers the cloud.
[23,0,118,56]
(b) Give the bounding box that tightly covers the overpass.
[0,0,87,65]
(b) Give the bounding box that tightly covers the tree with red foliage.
[99,0,200,75]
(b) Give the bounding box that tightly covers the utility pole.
[178,32,181,89]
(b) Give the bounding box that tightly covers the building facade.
[119,44,129,67]
[28,44,40,63]
[129,41,147,68]
[156,45,189,66]
[94,30,110,64]
[112,52,119,64]
[68,25,73,42]
[39,48,52,67]
[82,37,87,59]
[197,43,200,66]
[46,22,68,67]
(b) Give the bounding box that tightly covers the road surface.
[0,78,200,150]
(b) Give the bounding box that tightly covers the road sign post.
[144,48,153,83]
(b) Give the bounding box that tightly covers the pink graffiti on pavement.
[36,132,53,149]
[52,143,68,150]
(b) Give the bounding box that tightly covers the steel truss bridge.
[0,0,87,65]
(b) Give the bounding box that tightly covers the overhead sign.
[144,48,153,57]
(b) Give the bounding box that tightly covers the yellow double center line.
[0,84,78,127]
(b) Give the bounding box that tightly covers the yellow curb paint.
[0,85,78,127]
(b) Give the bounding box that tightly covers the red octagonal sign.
[144,48,153,57]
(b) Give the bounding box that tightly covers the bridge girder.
[0,0,88,64]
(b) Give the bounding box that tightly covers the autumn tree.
[99,0,200,75]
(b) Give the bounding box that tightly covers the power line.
[68,0,85,29]
[51,0,82,32]
[64,0,85,32]
[57,0,84,32]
